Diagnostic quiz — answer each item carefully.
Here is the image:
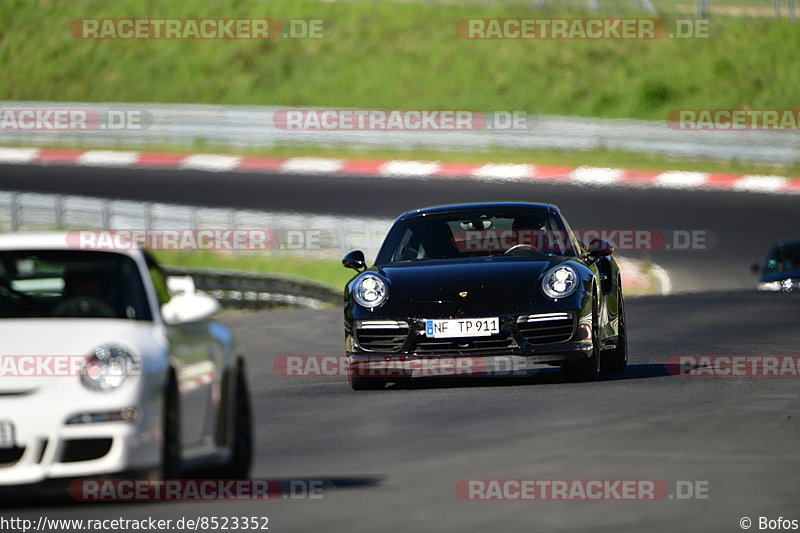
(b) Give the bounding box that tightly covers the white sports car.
[0,233,252,487]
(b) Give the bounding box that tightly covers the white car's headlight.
[542,265,580,299]
[353,274,389,309]
[81,344,139,392]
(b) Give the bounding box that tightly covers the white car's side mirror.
[161,293,220,325]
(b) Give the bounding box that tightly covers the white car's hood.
[0,318,166,393]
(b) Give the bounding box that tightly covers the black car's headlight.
[542,264,579,299]
[81,344,139,392]
[352,274,389,309]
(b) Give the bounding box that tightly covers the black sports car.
[341,202,627,390]
[752,239,800,292]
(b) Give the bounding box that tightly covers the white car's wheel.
[161,372,182,479]
[225,361,253,479]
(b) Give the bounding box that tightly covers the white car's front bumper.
[0,376,163,486]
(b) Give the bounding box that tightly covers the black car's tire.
[602,287,628,374]
[562,295,600,382]
[225,361,253,479]
[348,374,387,391]
[161,373,182,479]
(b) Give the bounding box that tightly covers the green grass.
[1,0,798,121]
[152,250,355,289]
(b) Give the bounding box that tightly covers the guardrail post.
[55,196,64,229]
[101,200,111,228]
[229,210,239,256]
[636,0,657,14]
[698,0,710,18]
[10,192,20,231]
[144,203,153,230]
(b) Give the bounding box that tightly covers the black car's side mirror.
[342,250,366,271]
[587,239,614,258]
[750,262,761,275]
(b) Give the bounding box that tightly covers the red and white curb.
[1,147,798,195]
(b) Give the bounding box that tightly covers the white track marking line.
[379,160,441,178]
[0,147,41,164]
[77,150,139,167]
[733,175,788,193]
[180,154,243,172]
[655,171,709,188]
[280,157,344,174]
[472,163,533,181]
[570,166,624,186]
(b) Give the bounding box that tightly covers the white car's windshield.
[0,250,152,320]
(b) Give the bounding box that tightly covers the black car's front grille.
[354,320,410,352]
[0,446,25,467]
[414,334,516,353]
[517,312,575,344]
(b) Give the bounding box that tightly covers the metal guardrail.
[0,190,376,309]
[0,190,390,260]
[163,266,341,310]
[2,101,800,164]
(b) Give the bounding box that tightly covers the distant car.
[752,239,800,292]
[0,233,252,487]
[341,202,627,390]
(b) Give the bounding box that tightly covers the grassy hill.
[1,0,797,120]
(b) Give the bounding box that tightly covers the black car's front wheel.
[562,294,600,382]
[602,286,628,374]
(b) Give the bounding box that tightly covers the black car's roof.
[397,202,559,220]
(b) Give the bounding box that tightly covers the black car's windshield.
[765,243,800,273]
[0,250,152,320]
[375,210,578,264]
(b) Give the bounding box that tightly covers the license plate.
[0,421,15,449]
[425,317,499,338]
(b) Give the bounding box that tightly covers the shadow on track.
[385,363,669,390]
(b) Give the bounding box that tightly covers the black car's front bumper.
[345,309,594,378]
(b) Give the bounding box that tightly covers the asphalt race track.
[1,163,799,291]
[2,165,800,531]
[5,291,800,532]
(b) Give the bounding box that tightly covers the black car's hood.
[377,257,567,302]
